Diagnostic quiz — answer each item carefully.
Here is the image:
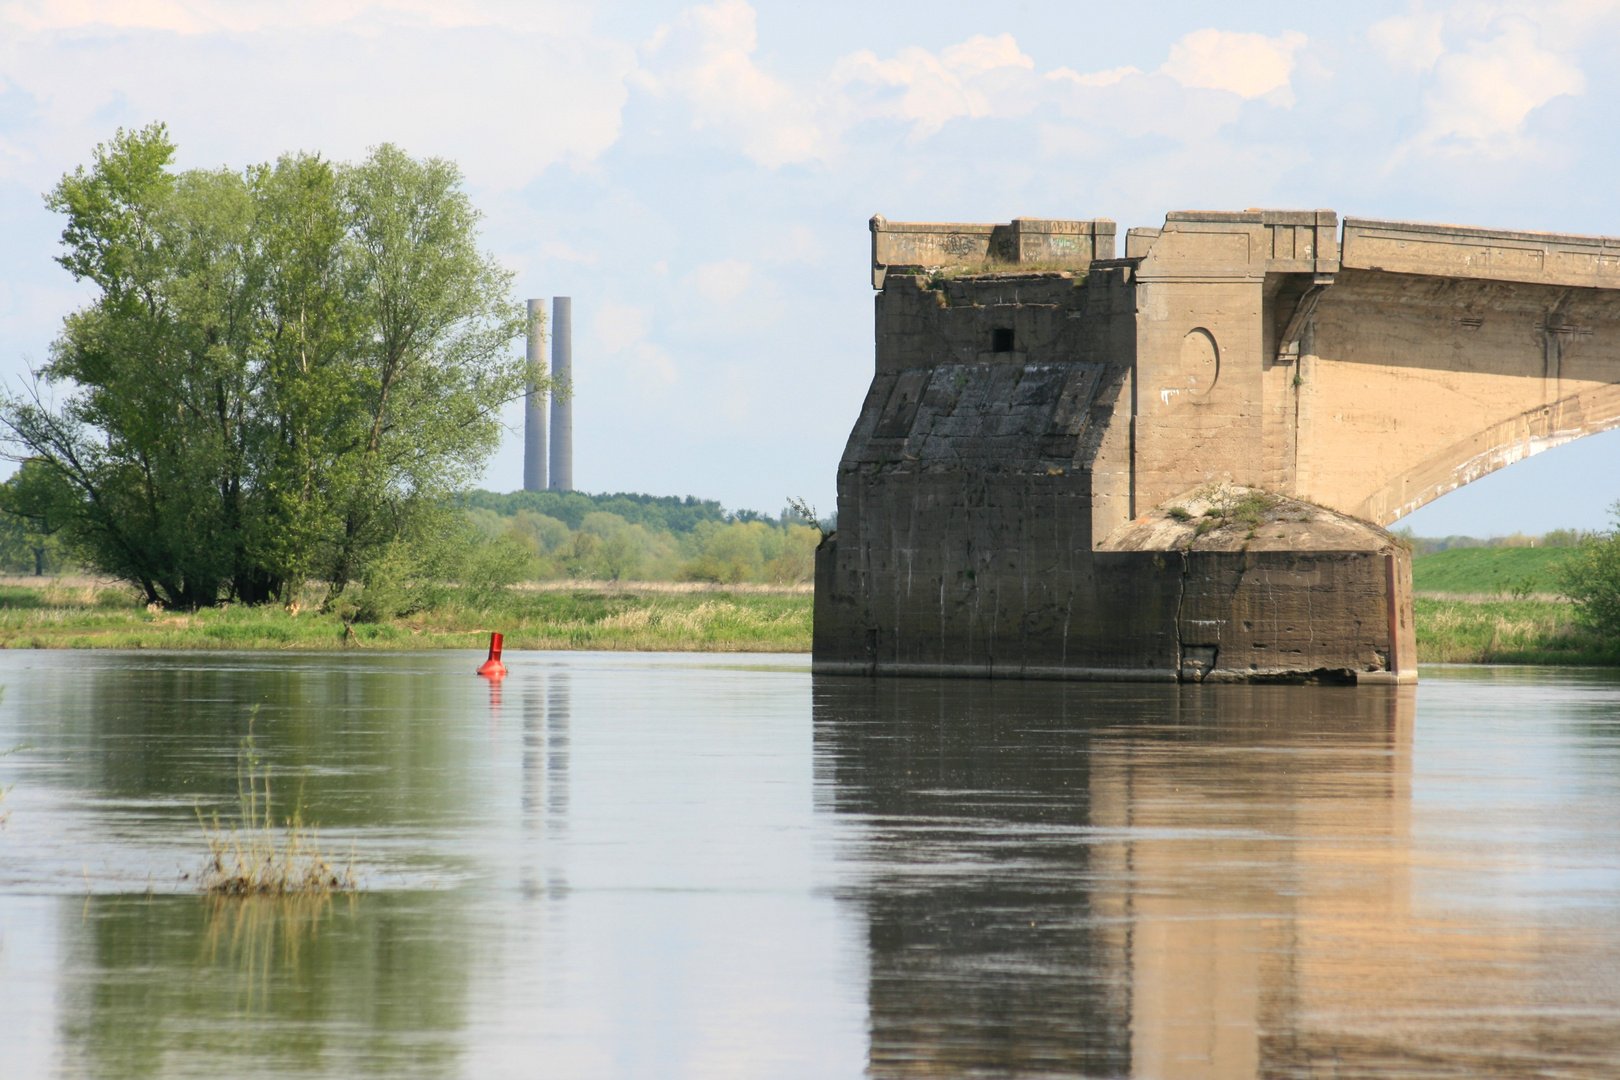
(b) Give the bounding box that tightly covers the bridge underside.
[1299,268,1620,525]
[814,210,1620,684]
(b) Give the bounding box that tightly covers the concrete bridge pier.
[814,208,1620,684]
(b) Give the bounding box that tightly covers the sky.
[3,0,1620,535]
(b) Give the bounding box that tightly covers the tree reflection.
[56,891,470,1079]
[32,653,479,829]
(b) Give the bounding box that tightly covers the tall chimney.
[523,298,547,492]
[549,296,573,492]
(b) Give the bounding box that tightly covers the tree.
[1555,506,1620,647]
[0,461,72,575]
[0,125,538,608]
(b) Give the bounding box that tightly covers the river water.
[0,651,1616,1078]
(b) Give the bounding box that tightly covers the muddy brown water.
[0,652,1616,1078]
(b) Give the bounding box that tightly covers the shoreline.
[0,584,811,653]
[0,583,1612,666]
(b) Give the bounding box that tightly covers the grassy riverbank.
[2,578,1616,666]
[0,581,812,652]
[1414,597,1615,664]
[1407,545,1617,663]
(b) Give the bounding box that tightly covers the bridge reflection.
[814,677,1615,1079]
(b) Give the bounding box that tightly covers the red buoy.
[477,632,507,678]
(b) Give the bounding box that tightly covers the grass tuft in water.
[198,722,355,896]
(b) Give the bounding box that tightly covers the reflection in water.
[4,655,485,1078]
[5,654,1619,1079]
[815,678,1620,1079]
[521,672,570,900]
[56,892,470,1079]
[28,654,476,831]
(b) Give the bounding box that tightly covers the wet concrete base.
[813,490,1416,686]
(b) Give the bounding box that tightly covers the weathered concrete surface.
[1098,488,1415,683]
[817,208,1616,684]
[871,215,1116,289]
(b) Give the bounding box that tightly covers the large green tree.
[0,124,536,608]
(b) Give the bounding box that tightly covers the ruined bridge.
[813,209,1620,684]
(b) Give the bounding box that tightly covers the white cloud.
[1046,65,1142,88]
[1369,8,1447,70]
[1159,28,1308,101]
[687,260,753,304]
[1366,4,1594,155]
[939,33,1033,76]
[634,8,1305,166]
[1,0,593,34]
[1418,17,1585,151]
[636,0,829,167]
[763,225,824,265]
[594,301,650,353]
[591,300,676,389]
[0,9,633,189]
[832,33,1036,138]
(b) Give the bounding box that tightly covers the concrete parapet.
[1343,217,1620,288]
[871,215,1116,289]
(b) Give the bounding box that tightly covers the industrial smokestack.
[523,299,547,492]
[548,296,573,492]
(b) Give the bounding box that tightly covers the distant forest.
[1394,527,1594,557]
[0,486,826,585]
[457,490,802,534]
[456,490,824,584]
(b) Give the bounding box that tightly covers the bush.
[339,512,535,621]
[1555,521,1620,644]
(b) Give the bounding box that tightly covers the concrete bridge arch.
[1129,212,1620,530]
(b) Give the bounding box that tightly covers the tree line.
[465,495,820,585]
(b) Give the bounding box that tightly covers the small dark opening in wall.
[992,327,1014,352]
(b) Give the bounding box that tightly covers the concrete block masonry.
[814,208,1620,684]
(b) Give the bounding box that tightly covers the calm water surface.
[0,651,1617,1078]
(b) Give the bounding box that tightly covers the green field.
[0,584,812,653]
[1411,546,1577,595]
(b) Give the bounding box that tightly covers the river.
[0,651,1616,1078]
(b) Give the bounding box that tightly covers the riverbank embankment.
[1,575,1614,665]
[0,580,810,652]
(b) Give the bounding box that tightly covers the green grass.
[0,584,812,652]
[1412,546,1577,595]
[6,580,1618,667]
[1414,597,1615,664]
